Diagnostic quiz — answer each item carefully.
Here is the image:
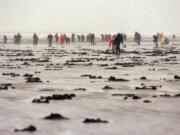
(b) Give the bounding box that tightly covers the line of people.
[1,32,177,48]
[2,33,95,45]
[1,33,22,44]
[153,32,173,47]
[47,33,76,47]
[46,33,96,46]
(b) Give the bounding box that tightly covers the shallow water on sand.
[0,42,180,135]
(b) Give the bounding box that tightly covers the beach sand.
[0,42,180,135]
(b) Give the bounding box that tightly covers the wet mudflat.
[0,42,180,135]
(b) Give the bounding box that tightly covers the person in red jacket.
[108,35,115,52]
[60,34,65,44]
[108,37,115,47]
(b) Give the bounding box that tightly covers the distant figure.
[71,33,75,43]
[65,37,71,44]
[164,37,170,45]
[172,34,176,41]
[86,33,91,42]
[55,33,59,44]
[77,35,81,42]
[81,34,85,42]
[134,32,141,45]
[14,35,17,44]
[47,34,53,47]
[114,33,126,55]
[33,33,38,45]
[108,35,115,51]
[101,34,105,41]
[3,35,7,44]
[160,32,165,45]
[60,34,65,44]
[64,34,67,44]
[172,34,176,45]
[14,33,22,44]
[17,33,22,44]
[153,35,158,47]
[90,33,95,45]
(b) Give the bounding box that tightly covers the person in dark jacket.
[113,33,126,54]
[81,34,85,42]
[47,34,53,47]
[3,35,7,44]
[90,33,95,45]
[71,33,75,43]
[55,33,59,44]
[134,32,141,45]
[33,33,38,45]
[153,34,158,47]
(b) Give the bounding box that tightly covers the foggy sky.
[0,0,180,34]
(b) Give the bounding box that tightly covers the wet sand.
[0,42,180,135]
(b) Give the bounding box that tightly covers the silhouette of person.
[3,35,7,44]
[153,35,158,47]
[17,33,22,44]
[71,33,75,43]
[47,34,53,47]
[33,33,38,45]
[77,35,81,42]
[114,33,125,55]
[55,33,59,44]
[134,32,141,45]
[90,33,95,45]
[81,34,85,42]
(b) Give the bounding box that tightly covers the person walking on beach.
[164,37,170,45]
[77,35,81,42]
[60,34,65,44]
[47,34,53,47]
[65,36,70,44]
[101,34,105,42]
[108,35,115,52]
[71,33,75,43]
[33,33,38,45]
[90,33,95,45]
[172,34,176,45]
[134,32,141,45]
[160,32,165,46]
[14,33,22,44]
[55,33,59,44]
[18,33,22,44]
[114,33,126,55]
[153,34,158,47]
[3,35,7,44]
[86,33,91,42]
[81,34,85,42]
[14,35,17,44]
[17,33,22,44]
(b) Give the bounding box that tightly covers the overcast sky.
[0,0,180,34]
